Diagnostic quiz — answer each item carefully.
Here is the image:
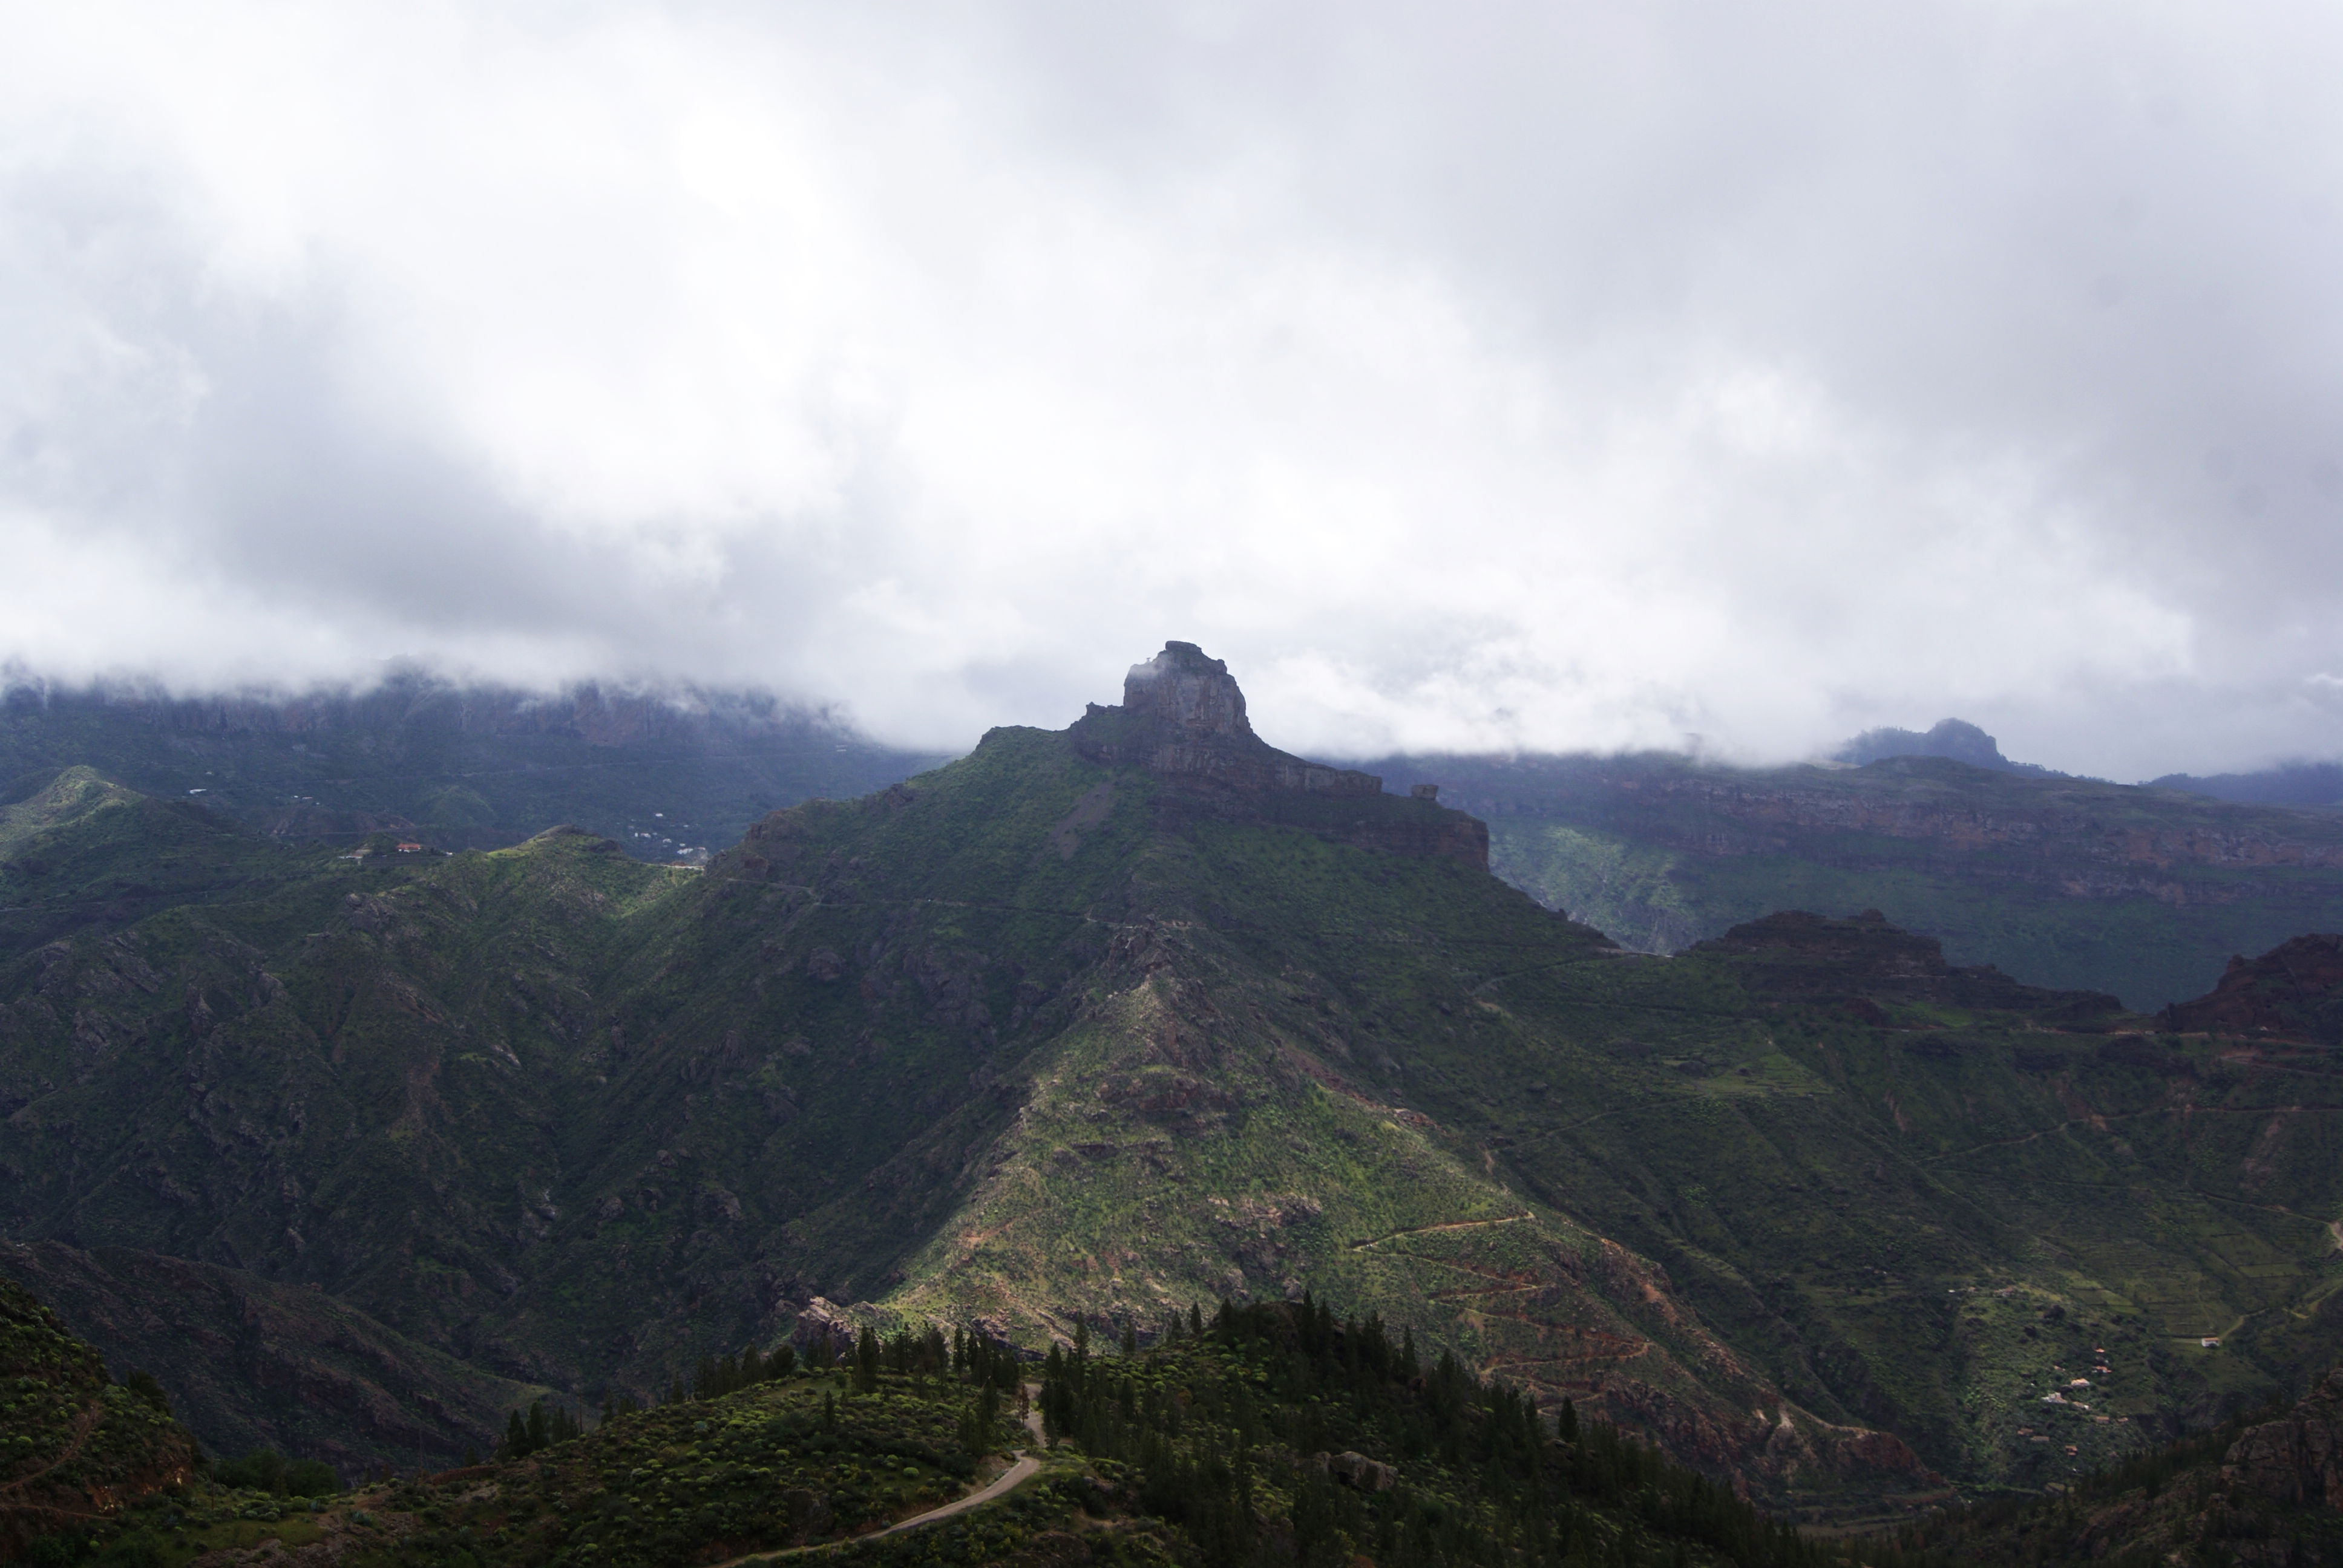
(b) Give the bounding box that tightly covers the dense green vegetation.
[1038,1298,1821,1568]
[56,1289,2302,1568]
[13,1298,1858,1568]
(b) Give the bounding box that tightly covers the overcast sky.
[3,2,2341,777]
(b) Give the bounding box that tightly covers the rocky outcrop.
[2161,934,2343,1042]
[1072,643,1487,867]
[2225,1366,2343,1508]
[1317,1450,1398,1491]
[1072,642,1384,799]
[1690,910,2129,1026]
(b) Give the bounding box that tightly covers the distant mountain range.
[1825,711,2343,809]
[0,669,948,861]
[1830,717,2066,778]
[6,643,2343,1525]
[9,671,2343,1009]
[1361,723,2343,1008]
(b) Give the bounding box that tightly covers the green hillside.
[3,644,2342,1524]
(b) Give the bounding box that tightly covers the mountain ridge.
[4,644,2343,1520]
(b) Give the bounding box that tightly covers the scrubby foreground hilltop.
[3,644,2342,1517]
[32,1303,1836,1568]
[0,1274,194,1558]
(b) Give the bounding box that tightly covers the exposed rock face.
[1689,910,2128,1025]
[1071,642,1488,867]
[2161,933,2343,1042]
[1320,1450,1399,1491]
[1121,641,1257,744]
[2225,1366,2343,1508]
[1079,642,1383,799]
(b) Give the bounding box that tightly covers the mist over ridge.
[4,4,2343,777]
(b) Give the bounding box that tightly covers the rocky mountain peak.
[1067,642,1488,866]
[1077,641,1375,799]
[1122,641,1254,741]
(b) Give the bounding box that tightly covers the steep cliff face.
[1072,642,1384,799]
[1070,643,1487,866]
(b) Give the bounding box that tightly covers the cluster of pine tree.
[496,1399,585,1460]
[691,1341,799,1399]
[1038,1294,1823,1568]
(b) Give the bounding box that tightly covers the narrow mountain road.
[0,1403,102,1497]
[707,1389,1049,1567]
[1349,1212,1534,1250]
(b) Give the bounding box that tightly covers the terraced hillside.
[2,644,2341,1518]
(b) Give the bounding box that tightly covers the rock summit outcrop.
[1075,642,1383,799]
[1071,642,1487,866]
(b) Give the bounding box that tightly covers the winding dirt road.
[709,1390,1049,1567]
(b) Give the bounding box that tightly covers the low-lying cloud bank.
[3,2,2342,779]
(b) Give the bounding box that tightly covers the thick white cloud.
[1,0,2340,777]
